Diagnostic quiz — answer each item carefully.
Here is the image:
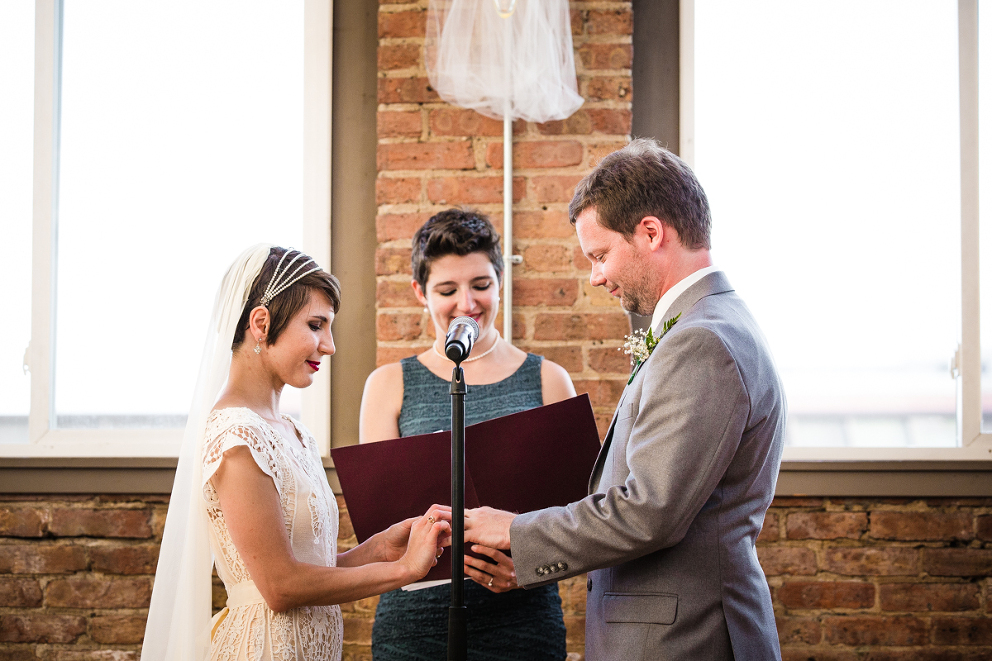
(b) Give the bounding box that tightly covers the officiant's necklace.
[432,331,501,363]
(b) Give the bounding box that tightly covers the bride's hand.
[398,505,451,581]
[378,505,452,562]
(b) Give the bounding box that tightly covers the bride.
[141,245,450,661]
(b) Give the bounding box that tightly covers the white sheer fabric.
[201,408,342,661]
[425,0,582,123]
[143,245,272,661]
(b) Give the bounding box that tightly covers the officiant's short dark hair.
[411,209,504,290]
[569,138,712,250]
[233,247,341,350]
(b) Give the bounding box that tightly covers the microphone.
[445,316,480,364]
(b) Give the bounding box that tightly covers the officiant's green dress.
[371,353,567,661]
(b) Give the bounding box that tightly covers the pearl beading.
[432,331,502,363]
[260,250,322,308]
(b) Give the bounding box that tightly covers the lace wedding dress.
[200,407,344,661]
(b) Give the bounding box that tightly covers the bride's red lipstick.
[306,360,320,371]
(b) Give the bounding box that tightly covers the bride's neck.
[217,349,284,419]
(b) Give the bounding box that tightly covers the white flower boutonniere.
[620,313,681,384]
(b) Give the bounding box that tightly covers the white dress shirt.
[649,265,720,333]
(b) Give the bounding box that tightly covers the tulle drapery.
[425,0,582,124]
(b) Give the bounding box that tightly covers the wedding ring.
[488,577,494,587]
[428,515,435,524]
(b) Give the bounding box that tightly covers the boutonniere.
[620,313,681,384]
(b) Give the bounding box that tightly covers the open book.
[331,394,603,586]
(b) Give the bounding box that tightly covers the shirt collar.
[649,265,720,333]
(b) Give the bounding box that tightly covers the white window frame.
[680,0,992,461]
[6,0,333,458]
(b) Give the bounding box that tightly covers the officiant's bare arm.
[359,362,403,443]
[213,446,448,611]
[540,359,576,405]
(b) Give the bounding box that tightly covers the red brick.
[782,651,860,661]
[821,547,919,576]
[376,247,412,276]
[0,648,39,661]
[577,43,633,70]
[486,141,584,169]
[375,312,422,342]
[343,615,374,644]
[0,577,42,607]
[47,652,140,661]
[923,548,992,576]
[0,506,47,537]
[427,176,525,205]
[582,281,619,307]
[570,8,582,36]
[932,616,992,645]
[378,111,421,138]
[88,615,146,644]
[777,580,875,609]
[0,544,87,574]
[776,615,821,645]
[512,278,578,307]
[879,582,981,612]
[757,546,816,576]
[786,512,867,540]
[593,410,613,438]
[429,109,519,137]
[533,175,584,203]
[44,575,152,608]
[512,210,574,239]
[375,345,424,367]
[377,77,439,104]
[563,614,585,646]
[376,177,421,205]
[587,9,633,35]
[757,512,779,543]
[50,508,152,539]
[540,345,583,373]
[534,313,629,341]
[977,514,992,541]
[586,141,631,168]
[586,347,627,375]
[860,652,991,661]
[585,76,632,102]
[587,109,632,135]
[870,511,973,541]
[378,43,419,70]
[572,379,626,409]
[378,10,425,38]
[376,212,431,241]
[823,615,928,646]
[377,142,474,171]
[376,280,419,307]
[521,245,572,273]
[0,614,86,643]
[89,544,159,575]
[536,111,593,136]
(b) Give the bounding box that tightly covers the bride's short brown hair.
[233,247,341,349]
[411,208,504,290]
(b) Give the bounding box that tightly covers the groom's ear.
[638,216,666,252]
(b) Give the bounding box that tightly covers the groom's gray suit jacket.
[510,272,786,660]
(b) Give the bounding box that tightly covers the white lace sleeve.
[201,410,284,504]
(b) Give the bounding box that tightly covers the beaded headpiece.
[259,250,322,308]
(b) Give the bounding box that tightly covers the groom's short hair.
[569,138,712,250]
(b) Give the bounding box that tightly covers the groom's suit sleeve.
[509,321,749,588]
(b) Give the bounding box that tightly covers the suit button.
[536,567,544,576]
[558,562,568,571]
[586,578,592,592]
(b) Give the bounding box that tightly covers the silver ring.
[427,515,435,524]
[488,577,494,587]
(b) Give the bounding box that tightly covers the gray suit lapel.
[586,271,734,495]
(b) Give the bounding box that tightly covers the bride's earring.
[254,337,262,354]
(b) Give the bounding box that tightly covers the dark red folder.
[331,394,602,582]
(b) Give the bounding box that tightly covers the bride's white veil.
[141,244,272,661]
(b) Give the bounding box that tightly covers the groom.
[465,139,786,659]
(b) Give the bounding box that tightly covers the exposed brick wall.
[376,0,633,438]
[3,497,990,659]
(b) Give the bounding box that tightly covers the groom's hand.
[464,506,515,550]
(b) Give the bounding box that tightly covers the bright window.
[2,0,331,456]
[687,0,990,456]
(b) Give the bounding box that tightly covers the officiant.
[359,208,576,660]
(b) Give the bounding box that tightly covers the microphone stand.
[448,363,467,660]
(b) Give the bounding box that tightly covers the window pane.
[695,0,960,447]
[54,1,304,428]
[0,2,35,443]
[981,2,992,433]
